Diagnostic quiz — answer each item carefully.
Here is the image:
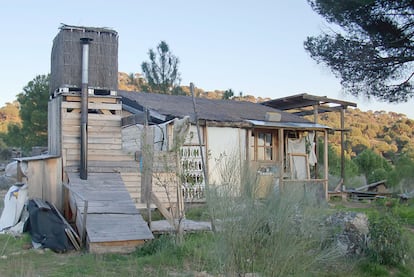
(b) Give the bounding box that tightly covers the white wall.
[206,127,246,189]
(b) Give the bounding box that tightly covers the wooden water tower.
[48,25,126,177]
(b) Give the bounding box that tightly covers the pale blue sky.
[1,1,412,118]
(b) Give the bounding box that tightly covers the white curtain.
[287,138,308,179]
[307,132,317,166]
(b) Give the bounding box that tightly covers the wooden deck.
[66,172,153,253]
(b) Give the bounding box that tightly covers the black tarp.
[24,199,69,253]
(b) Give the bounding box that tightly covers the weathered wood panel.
[65,95,119,104]
[62,101,122,111]
[16,156,63,210]
[67,172,153,253]
[48,97,62,156]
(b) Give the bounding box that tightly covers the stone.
[326,211,369,256]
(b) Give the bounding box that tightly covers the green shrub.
[208,185,341,276]
[357,260,389,276]
[367,212,409,266]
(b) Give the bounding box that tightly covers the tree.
[141,41,183,95]
[0,101,21,133]
[222,89,234,100]
[305,0,414,102]
[353,149,393,183]
[5,75,49,151]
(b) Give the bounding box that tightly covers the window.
[250,130,278,161]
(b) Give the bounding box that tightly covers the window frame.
[250,129,278,161]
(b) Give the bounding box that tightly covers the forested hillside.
[318,108,414,159]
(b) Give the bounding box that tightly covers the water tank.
[50,24,118,95]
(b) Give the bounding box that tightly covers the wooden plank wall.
[48,97,62,156]
[58,93,180,211]
[59,94,142,207]
[61,94,127,168]
[17,156,63,210]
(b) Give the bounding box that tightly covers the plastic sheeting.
[24,199,69,253]
[0,184,28,232]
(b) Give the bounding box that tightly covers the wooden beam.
[340,108,345,185]
[324,130,329,200]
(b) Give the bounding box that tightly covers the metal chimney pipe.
[80,37,93,180]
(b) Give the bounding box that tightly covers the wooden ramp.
[66,172,154,254]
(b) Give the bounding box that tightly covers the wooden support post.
[324,130,329,200]
[142,112,154,228]
[279,128,284,192]
[82,200,88,247]
[340,107,345,188]
[313,105,319,177]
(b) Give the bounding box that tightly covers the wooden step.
[66,172,153,254]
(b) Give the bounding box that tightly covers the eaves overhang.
[246,120,330,130]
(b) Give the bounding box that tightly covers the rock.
[5,161,17,178]
[0,175,16,190]
[326,211,369,256]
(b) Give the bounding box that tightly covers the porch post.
[278,128,284,191]
[324,130,329,200]
[340,107,345,187]
[313,105,319,177]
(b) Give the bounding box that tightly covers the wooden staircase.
[66,172,153,254]
[52,92,152,253]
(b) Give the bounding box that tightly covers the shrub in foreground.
[367,211,409,266]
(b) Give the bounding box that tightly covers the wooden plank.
[63,125,121,133]
[89,114,121,121]
[151,193,174,226]
[66,148,129,156]
[66,161,137,169]
[62,101,122,111]
[121,175,141,182]
[62,129,122,139]
[64,95,120,103]
[67,172,153,252]
[76,201,138,214]
[86,214,153,242]
[66,154,134,162]
[63,143,122,150]
[63,136,122,145]
[62,112,121,122]
[88,240,145,254]
[63,118,121,127]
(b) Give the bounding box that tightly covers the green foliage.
[389,154,414,191]
[4,75,49,152]
[391,198,414,226]
[305,0,414,102]
[367,211,409,266]
[357,261,389,277]
[354,149,392,182]
[222,89,234,99]
[0,101,20,133]
[367,168,387,184]
[319,141,359,182]
[207,182,340,276]
[141,41,183,95]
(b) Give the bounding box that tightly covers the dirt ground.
[336,200,372,209]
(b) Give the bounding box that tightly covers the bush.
[208,184,341,276]
[367,212,409,266]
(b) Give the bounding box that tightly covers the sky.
[1,0,413,118]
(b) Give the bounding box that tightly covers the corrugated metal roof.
[246,120,330,130]
[118,91,312,124]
